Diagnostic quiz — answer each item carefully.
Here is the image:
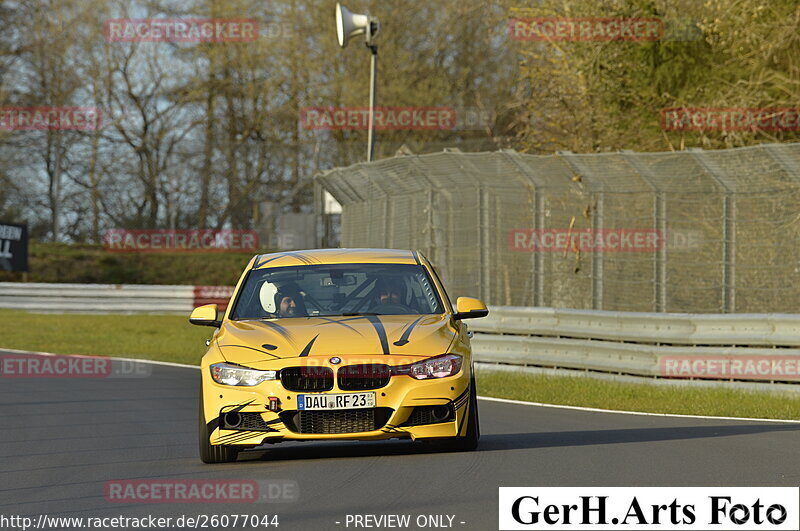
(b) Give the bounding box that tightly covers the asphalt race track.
[2,351,800,530]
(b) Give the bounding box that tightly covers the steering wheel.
[371,302,414,314]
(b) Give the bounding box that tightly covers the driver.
[260,282,308,318]
[373,277,410,310]
[275,287,307,317]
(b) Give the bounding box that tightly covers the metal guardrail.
[471,306,800,346]
[470,307,800,382]
[3,284,799,382]
[0,283,233,313]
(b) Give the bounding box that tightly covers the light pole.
[335,3,380,162]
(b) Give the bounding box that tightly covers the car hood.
[215,314,457,364]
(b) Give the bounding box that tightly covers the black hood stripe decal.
[393,316,425,347]
[259,320,295,345]
[298,334,319,357]
[365,315,390,355]
[317,317,364,335]
[332,316,373,323]
[255,251,320,268]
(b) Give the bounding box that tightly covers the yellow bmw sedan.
[190,248,488,463]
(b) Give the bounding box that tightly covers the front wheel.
[452,376,480,451]
[198,386,239,464]
[426,377,480,452]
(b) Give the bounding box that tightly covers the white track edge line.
[0,347,199,370]
[476,395,800,424]
[4,347,798,423]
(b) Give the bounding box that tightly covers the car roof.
[252,248,419,269]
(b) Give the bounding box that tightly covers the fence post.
[479,187,491,304]
[558,151,605,310]
[426,189,435,260]
[313,180,325,248]
[689,148,736,313]
[358,165,394,248]
[621,151,666,312]
[591,192,604,309]
[407,156,443,270]
[654,192,667,311]
[501,150,548,307]
[449,151,494,302]
[359,166,375,247]
[383,197,391,248]
[534,190,545,306]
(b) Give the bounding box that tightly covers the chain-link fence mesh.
[316,143,800,313]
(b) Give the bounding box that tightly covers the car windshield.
[230,263,444,319]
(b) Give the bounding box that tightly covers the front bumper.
[201,356,472,447]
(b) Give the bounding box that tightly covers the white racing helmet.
[259,282,279,313]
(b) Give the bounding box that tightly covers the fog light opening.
[224,412,242,428]
[432,405,450,422]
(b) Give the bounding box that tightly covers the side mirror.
[453,297,488,320]
[190,304,222,327]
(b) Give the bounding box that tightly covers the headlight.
[210,363,277,386]
[392,354,463,380]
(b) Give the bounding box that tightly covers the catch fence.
[316,143,800,313]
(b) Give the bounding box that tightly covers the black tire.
[451,376,480,451]
[198,386,240,464]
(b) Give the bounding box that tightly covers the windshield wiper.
[340,312,381,317]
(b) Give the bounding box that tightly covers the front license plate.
[297,392,375,410]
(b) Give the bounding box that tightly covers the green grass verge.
[475,369,800,420]
[0,309,212,365]
[2,310,799,420]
